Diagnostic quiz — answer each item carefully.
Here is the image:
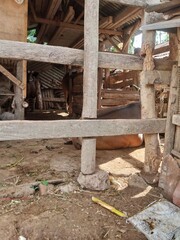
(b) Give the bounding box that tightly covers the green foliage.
[128,36,135,54]
[27,29,37,43]
[156,31,169,45]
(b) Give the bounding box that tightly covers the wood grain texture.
[164,65,179,157]
[0,40,174,71]
[0,119,166,141]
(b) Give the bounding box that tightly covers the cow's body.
[73,102,143,150]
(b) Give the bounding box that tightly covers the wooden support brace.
[0,64,24,89]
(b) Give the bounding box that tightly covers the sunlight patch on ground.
[57,112,69,117]
[99,157,141,176]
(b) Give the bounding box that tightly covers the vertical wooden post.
[140,12,161,183]
[173,27,180,155]
[163,65,179,157]
[81,0,99,175]
[98,42,105,109]
[14,60,27,120]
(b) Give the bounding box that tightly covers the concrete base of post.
[77,170,110,191]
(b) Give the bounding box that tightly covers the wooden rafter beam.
[122,20,141,52]
[103,0,172,7]
[37,0,62,43]
[0,65,24,89]
[112,7,142,29]
[49,6,75,45]
[105,35,121,52]
[0,118,166,141]
[0,40,175,71]
[30,15,123,37]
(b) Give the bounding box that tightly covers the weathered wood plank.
[0,119,166,141]
[81,0,99,175]
[0,40,174,70]
[104,0,171,7]
[103,0,147,7]
[141,19,180,31]
[172,114,180,126]
[0,64,24,89]
[141,12,161,178]
[42,97,65,102]
[141,70,171,85]
[14,61,26,120]
[164,65,179,157]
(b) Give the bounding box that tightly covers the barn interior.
[0,0,169,119]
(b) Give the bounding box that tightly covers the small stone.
[128,173,149,189]
[77,170,110,191]
[58,182,79,193]
[173,181,180,207]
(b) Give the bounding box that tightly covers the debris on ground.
[128,199,180,240]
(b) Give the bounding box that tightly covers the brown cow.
[72,102,143,150]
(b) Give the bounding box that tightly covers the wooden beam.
[103,0,171,7]
[0,64,24,89]
[163,65,179,157]
[146,0,180,13]
[154,44,170,55]
[29,14,123,37]
[49,6,75,45]
[105,35,121,52]
[0,118,166,141]
[140,11,161,178]
[42,97,65,102]
[81,0,99,175]
[141,70,171,85]
[103,0,147,7]
[14,61,26,120]
[37,0,62,43]
[172,114,180,126]
[0,40,174,70]
[112,7,142,29]
[141,19,180,31]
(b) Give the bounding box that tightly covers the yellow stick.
[92,196,127,217]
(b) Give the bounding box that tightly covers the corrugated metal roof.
[38,65,65,89]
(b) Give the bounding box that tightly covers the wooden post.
[163,65,179,157]
[140,12,161,183]
[173,27,180,155]
[81,0,99,175]
[14,60,27,120]
[98,42,105,109]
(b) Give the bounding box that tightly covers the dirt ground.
[0,110,164,240]
[0,135,164,240]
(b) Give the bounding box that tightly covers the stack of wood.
[102,70,140,107]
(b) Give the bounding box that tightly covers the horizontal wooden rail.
[0,118,166,141]
[0,40,174,71]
